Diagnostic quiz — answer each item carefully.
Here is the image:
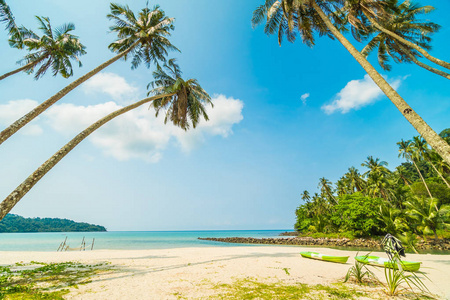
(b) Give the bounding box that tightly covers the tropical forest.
[295,129,450,252]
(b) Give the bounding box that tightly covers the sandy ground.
[1,246,449,299]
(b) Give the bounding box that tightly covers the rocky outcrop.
[198,237,450,251]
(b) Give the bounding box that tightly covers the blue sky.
[0,0,449,231]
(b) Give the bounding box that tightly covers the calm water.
[0,230,290,252]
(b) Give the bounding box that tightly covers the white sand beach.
[1,246,449,299]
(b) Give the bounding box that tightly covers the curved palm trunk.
[311,2,450,165]
[411,159,433,198]
[365,15,450,71]
[0,93,174,221]
[0,59,42,81]
[0,41,139,146]
[428,159,450,189]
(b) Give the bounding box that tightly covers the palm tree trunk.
[428,159,450,188]
[411,159,433,198]
[365,15,450,70]
[399,45,450,80]
[0,60,39,81]
[310,2,450,166]
[0,93,174,221]
[0,41,139,146]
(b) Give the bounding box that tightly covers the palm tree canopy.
[8,16,86,79]
[0,0,21,43]
[147,59,213,130]
[361,0,440,71]
[107,3,179,69]
[251,0,346,47]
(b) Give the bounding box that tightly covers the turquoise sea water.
[0,230,290,252]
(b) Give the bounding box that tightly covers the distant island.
[0,214,106,233]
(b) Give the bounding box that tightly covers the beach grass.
[0,261,111,299]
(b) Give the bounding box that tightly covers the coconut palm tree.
[0,17,87,81]
[397,139,433,198]
[252,0,450,165]
[360,0,449,80]
[0,60,212,221]
[0,3,178,146]
[345,0,450,71]
[411,136,450,189]
[361,156,391,200]
[301,190,311,202]
[405,196,450,239]
[318,177,337,204]
[344,166,366,192]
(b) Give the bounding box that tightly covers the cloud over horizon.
[322,75,403,114]
[45,94,244,162]
[81,72,140,102]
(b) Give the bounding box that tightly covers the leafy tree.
[410,182,450,206]
[0,61,212,221]
[331,193,383,237]
[0,3,178,146]
[360,0,449,80]
[252,0,450,164]
[0,17,86,81]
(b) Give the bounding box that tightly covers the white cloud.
[45,94,244,162]
[300,93,310,104]
[82,72,139,102]
[0,99,43,135]
[322,75,403,114]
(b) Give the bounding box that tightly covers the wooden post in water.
[91,238,95,250]
[81,237,85,251]
[58,236,68,252]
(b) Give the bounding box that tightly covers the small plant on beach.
[383,255,430,297]
[344,254,376,285]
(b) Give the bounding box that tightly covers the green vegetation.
[344,256,375,285]
[212,278,367,300]
[0,214,106,233]
[295,132,450,246]
[0,261,110,299]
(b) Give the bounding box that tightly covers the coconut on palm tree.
[360,0,449,80]
[0,60,212,221]
[0,3,178,146]
[0,17,86,81]
[252,0,450,165]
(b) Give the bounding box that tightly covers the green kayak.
[355,255,421,272]
[300,251,349,264]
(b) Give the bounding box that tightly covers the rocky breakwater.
[198,237,381,249]
[198,237,450,251]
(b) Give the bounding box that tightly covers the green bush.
[331,193,384,237]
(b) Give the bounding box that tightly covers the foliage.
[0,214,106,233]
[382,256,430,297]
[344,255,376,285]
[331,194,383,237]
[295,129,450,241]
[0,261,109,299]
[212,278,367,300]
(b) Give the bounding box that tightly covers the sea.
[0,230,290,252]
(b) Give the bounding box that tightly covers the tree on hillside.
[0,3,178,146]
[252,0,450,164]
[0,17,86,81]
[0,60,213,221]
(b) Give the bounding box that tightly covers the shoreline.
[199,236,450,251]
[1,246,449,299]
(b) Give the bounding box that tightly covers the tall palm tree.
[411,136,450,189]
[360,0,449,80]
[301,190,311,202]
[0,17,87,81]
[397,139,433,198]
[318,177,337,204]
[345,0,450,71]
[0,60,212,221]
[344,166,366,192]
[0,4,178,146]
[361,156,391,200]
[252,0,450,165]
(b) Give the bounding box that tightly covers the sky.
[0,0,449,231]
